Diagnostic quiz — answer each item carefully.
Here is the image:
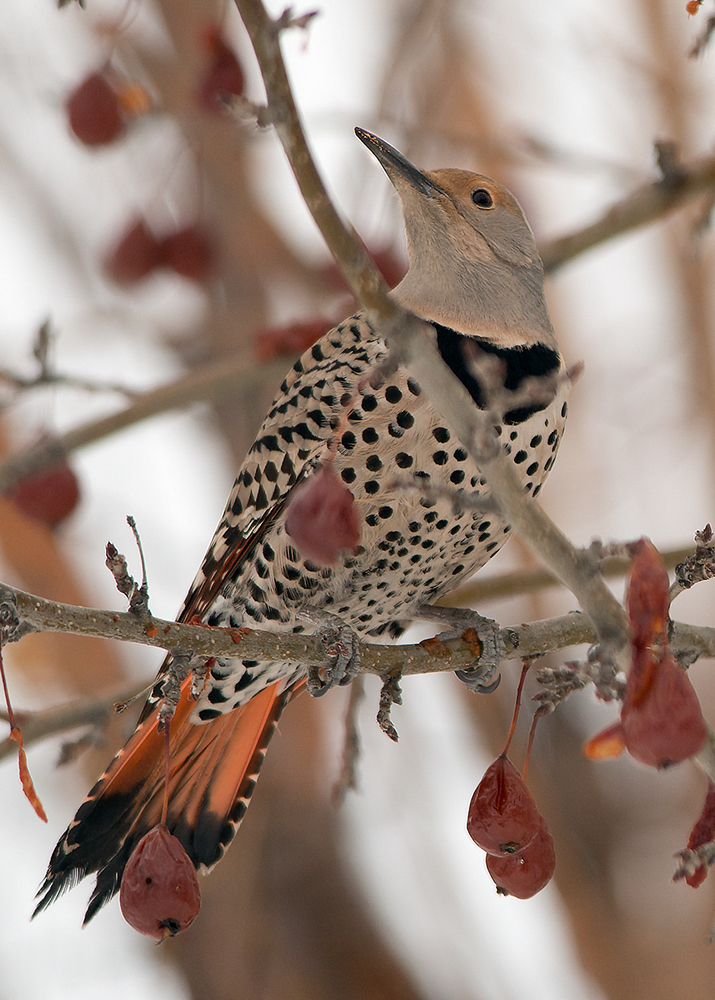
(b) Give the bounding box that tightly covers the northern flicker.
[34,129,567,924]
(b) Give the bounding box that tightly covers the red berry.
[197,27,245,112]
[486,815,556,899]
[10,461,80,528]
[621,650,706,769]
[66,72,126,147]
[255,320,335,362]
[467,755,541,856]
[119,825,201,939]
[159,226,214,283]
[627,539,670,654]
[105,218,162,285]
[682,780,715,888]
[284,464,361,567]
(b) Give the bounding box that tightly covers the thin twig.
[541,149,715,273]
[448,545,695,607]
[0,354,290,494]
[376,674,402,742]
[332,674,365,805]
[0,684,145,763]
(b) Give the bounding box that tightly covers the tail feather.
[34,677,295,923]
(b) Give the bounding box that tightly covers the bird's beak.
[355,128,443,197]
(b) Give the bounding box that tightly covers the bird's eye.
[471,188,494,209]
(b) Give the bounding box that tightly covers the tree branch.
[235,0,394,321]
[0,685,142,764]
[1,581,712,680]
[0,355,290,494]
[540,149,715,273]
[0,581,586,674]
[448,545,695,606]
[2,577,715,770]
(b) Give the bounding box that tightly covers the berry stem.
[161,717,171,827]
[502,660,531,757]
[523,706,548,783]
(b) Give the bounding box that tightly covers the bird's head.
[356,128,555,349]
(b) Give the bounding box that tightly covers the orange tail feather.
[34,678,297,923]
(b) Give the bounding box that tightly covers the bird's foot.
[417,605,506,693]
[299,610,362,697]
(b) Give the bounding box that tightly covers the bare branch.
[234,0,394,322]
[0,355,290,495]
[376,673,402,742]
[0,580,712,679]
[105,525,151,621]
[541,148,715,273]
[0,320,140,403]
[0,685,144,763]
[449,544,696,606]
[332,675,365,805]
[671,524,715,600]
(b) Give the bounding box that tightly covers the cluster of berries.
[65,26,245,286]
[466,539,711,901]
[468,753,555,898]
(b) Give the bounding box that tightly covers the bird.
[34,128,568,926]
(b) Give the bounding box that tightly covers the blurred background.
[1,0,715,997]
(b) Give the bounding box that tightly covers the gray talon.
[300,610,362,696]
[306,663,329,697]
[455,667,502,694]
[417,604,506,694]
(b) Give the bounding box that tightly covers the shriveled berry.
[105,218,162,285]
[159,226,214,283]
[486,815,556,899]
[621,651,706,769]
[120,825,201,939]
[627,539,670,655]
[66,72,125,146]
[10,461,80,528]
[467,755,541,856]
[682,780,715,887]
[197,27,245,112]
[285,464,361,567]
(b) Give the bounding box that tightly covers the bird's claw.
[300,610,362,697]
[418,605,506,694]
